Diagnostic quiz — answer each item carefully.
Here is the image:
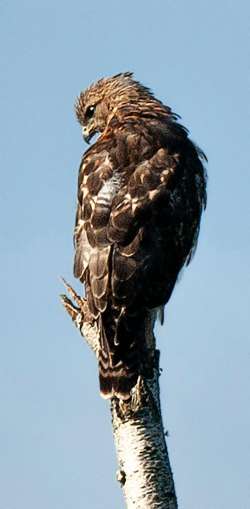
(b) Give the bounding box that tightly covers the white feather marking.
[97,174,121,206]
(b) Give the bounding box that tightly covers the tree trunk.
[61,280,178,509]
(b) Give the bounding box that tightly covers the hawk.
[74,72,207,400]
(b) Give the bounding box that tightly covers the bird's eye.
[85,105,96,120]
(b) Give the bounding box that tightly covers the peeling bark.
[61,280,178,509]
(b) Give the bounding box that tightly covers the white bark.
[61,281,178,509]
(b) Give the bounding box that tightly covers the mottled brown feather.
[73,72,207,399]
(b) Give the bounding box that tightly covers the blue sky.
[0,1,249,508]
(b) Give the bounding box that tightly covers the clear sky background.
[0,1,249,508]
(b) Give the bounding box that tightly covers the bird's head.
[75,76,112,143]
[75,72,137,144]
[75,72,170,144]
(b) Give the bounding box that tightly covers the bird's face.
[81,104,97,143]
[75,73,139,144]
[75,88,110,144]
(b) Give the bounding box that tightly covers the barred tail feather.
[98,313,145,400]
[99,358,139,400]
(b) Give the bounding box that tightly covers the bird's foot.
[60,277,89,330]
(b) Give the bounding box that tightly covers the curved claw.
[60,277,95,330]
[60,277,84,309]
[60,277,86,328]
[60,294,82,322]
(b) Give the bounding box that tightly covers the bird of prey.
[73,72,207,400]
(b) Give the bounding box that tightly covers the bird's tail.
[98,308,147,400]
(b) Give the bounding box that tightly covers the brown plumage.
[74,72,207,400]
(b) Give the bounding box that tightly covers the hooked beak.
[82,126,92,144]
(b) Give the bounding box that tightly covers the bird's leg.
[60,277,92,330]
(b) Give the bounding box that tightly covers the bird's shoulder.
[79,116,184,175]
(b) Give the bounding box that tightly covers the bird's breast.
[97,174,121,207]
